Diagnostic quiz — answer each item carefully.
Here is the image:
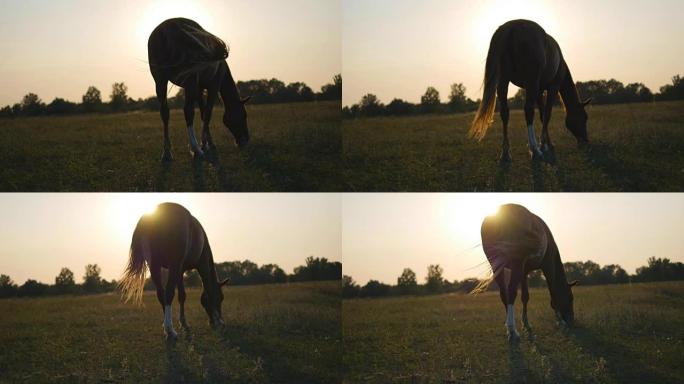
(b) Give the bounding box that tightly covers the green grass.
[343,281,684,384]
[0,101,341,191]
[0,281,341,383]
[343,101,684,191]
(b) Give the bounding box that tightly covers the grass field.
[0,281,341,383]
[342,101,684,191]
[0,101,341,191]
[343,281,684,384]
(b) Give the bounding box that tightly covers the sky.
[343,0,684,106]
[342,193,684,285]
[0,0,341,107]
[0,193,341,284]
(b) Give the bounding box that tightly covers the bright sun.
[136,0,214,43]
[108,195,166,242]
[442,196,509,245]
[470,0,560,62]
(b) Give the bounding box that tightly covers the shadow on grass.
[218,323,322,383]
[582,142,651,191]
[531,160,545,191]
[165,339,204,383]
[569,325,675,384]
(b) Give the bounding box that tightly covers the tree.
[358,94,384,116]
[448,83,468,112]
[82,86,102,112]
[420,86,441,113]
[425,264,444,293]
[46,98,78,115]
[83,264,102,293]
[55,267,76,293]
[20,93,45,116]
[343,275,361,298]
[319,74,342,100]
[657,75,684,101]
[18,279,48,297]
[0,274,18,298]
[386,98,413,115]
[110,82,129,111]
[361,280,390,297]
[397,268,417,294]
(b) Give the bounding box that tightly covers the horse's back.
[132,203,199,268]
[481,204,548,265]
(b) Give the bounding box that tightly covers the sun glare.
[107,194,168,243]
[136,0,214,43]
[442,196,508,245]
[470,0,559,61]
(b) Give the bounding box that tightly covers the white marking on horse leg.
[187,124,204,155]
[164,305,177,338]
[527,124,540,152]
[506,304,519,339]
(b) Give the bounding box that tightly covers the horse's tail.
[469,27,506,141]
[118,220,149,306]
[469,260,505,295]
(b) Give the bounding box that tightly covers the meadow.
[342,101,684,191]
[0,281,341,383]
[343,281,684,384]
[0,101,341,191]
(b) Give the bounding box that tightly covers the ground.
[342,101,684,191]
[343,281,684,383]
[0,281,341,383]
[0,101,341,191]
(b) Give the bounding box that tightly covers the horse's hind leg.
[161,267,179,340]
[524,82,543,160]
[505,263,523,341]
[155,80,173,162]
[497,81,511,163]
[521,275,531,330]
[201,87,218,153]
[540,88,558,157]
[177,275,189,330]
[183,85,204,159]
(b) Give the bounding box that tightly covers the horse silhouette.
[473,204,577,341]
[148,18,250,162]
[119,202,228,340]
[470,19,591,162]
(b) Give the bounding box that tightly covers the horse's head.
[565,98,591,145]
[223,97,251,149]
[551,280,578,326]
[201,278,230,328]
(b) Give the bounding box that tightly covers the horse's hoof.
[165,331,178,342]
[507,331,520,343]
[161,152,173,162]
[499,152,512,164]
[192,150,205,161]
[530,149,544,162]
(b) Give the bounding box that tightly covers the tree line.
[342,74,684,118]
[0,256,341,299]
[343,256,684,298]
[0,74,341,118]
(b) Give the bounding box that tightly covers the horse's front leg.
[201,88,218,153]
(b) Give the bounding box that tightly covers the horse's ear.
[582,98,592,106]
[240,96,251,104]
[219,278,230,287]
[568,280,579,287]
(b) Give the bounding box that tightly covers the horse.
[118,202,229,340]
[148,18,251,162]
[472,204,577,341]
[469,19,591,162]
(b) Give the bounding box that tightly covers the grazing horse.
[148,18,250,162]
[469,19,591,162]
[119,202,228,340]
[473,204,577,341]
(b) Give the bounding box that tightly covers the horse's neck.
[220,64,242,109]
[559,66,582,112]
[541,235,569,297]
